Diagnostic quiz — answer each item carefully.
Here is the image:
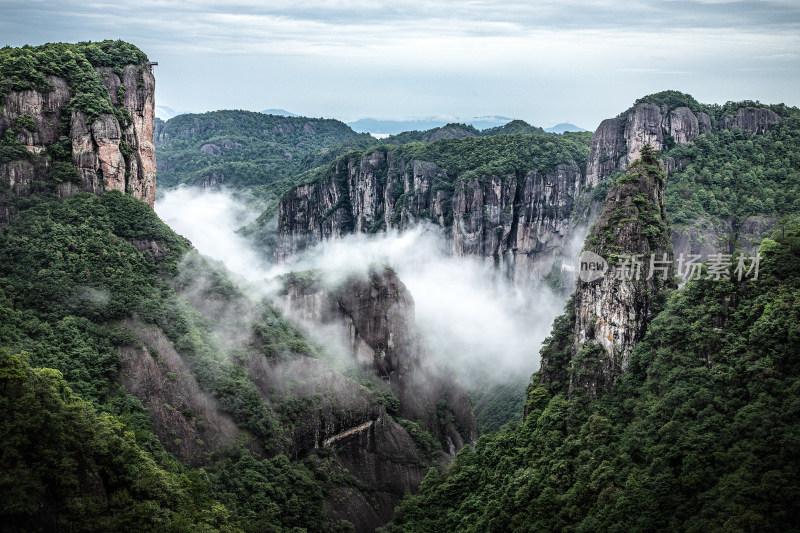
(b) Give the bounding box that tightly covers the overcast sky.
[2,0,798,129]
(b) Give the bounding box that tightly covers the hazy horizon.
[2,0,798,131]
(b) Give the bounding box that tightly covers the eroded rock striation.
[586,101,782,187]
[277,142,590,285]
[586,103,713,187]
[275,96,783,287]
[1,53,156,222]
[541,145,674,397]
[279,267,478,452]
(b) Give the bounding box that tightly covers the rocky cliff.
[279,268,478,452]
[0,42,156,222]
[586,103,713,187]
[541,145,674,397]
[586,98,782,187]
[277,135,592,285]
[275,96,783,287]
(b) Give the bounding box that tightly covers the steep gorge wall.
[277,148,588,285]
[586,102,781,187]
[279,268,478,451]
[0,63,156,222]
[585,101,782,256]
[276,98,783,285]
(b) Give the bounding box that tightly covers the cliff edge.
[0,41,156,222]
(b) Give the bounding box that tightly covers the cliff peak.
[0,41,156,222]
[587,93,783,187]
[542,144,675,397]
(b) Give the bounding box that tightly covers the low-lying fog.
[156,187,578,387]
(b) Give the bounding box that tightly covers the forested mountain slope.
[154,109,371,189]
[0,41,475,532]
[384,150,800,532]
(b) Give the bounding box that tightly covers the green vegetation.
[393,131,591,182]
[479,119,546,136]
[377,123,481,145]
[0,349,236,531]
[385,223,800,531]
[471,378,527,433]
[0,40,147,120]
[297,120,546,173]
[634,90,705,115]
[586,145,670,254]
[155,110,371,189]
[664,117,800,227]
[300,131,592,194]
[0,191,351,531]
[398,420,442,460]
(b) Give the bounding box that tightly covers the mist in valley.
[156,187,580,389]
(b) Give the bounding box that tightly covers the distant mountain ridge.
[348,115,515,134]
[545,122,588,133]
[261,108,300,117]
[154,109,370,189]
[349,116,587,135]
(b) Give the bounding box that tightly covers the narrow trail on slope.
[323,420,375,447]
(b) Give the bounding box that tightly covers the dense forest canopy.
[2,38,799,532]
[0,40,148,119]
[385,211,800,533]
[154,110,371,189]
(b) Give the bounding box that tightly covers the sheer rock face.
[0,63,156,222]
[721,107,782,135]
[280,268,478,449]
[567,147,674,397]
[586,104,713,187]
[276,150,587,285]
[586,102,780,188]
[323,415,429,532]
[278,267,477,530]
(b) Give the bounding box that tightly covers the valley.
[1,40,799,533]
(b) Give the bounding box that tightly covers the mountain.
[347,115,514,135]
[542,145,674,396]
[275,132,593,286]
[587,91,797,257]
[277,92,800,287]
[545,122,588,133]
[0,40,156,222]
[261,108,299,117]
[154,110,371,189]
[384,149,800,532]
[0,41,478,532]
[371,120,546,146]
[3,40,800,531]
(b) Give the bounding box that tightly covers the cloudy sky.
[2,0,798,129]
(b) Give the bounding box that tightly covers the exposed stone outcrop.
[720,107,782,135]
[324,414,429,531]
[247,354,383,455]
[277,148,588,285]
[118,320,241,466]
[171,255,461,531]
[549,146,674,397]
[670,215,771,257]
[128,238,169,262]
[279,268,478,451]
[586,101,780,188]
[0,63,156,222]
[586,104,713,187]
